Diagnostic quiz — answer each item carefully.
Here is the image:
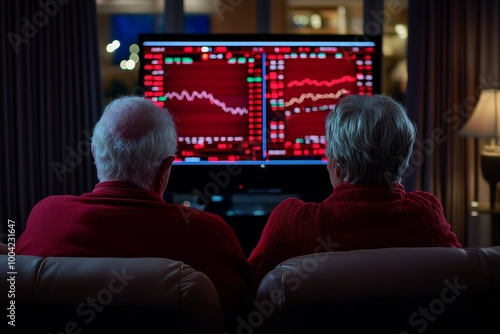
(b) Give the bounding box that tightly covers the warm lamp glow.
[460,89,500,209]
[459,89,500,143]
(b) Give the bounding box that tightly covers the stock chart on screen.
[138,34,380,166]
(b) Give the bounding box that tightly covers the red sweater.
[17,181,251,318]
[247,182,462,292]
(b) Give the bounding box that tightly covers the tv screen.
[137,34,381,200]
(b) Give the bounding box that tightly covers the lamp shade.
[459,89,500,138]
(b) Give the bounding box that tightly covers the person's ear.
[327,158,343,187]
[152,156,175,194]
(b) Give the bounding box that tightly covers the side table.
[470,204,500,246]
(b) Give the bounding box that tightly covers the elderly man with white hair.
[17,96,251,324]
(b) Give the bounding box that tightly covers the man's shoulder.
[33,194,82,207]
[169,204,239,241]
[170,204,229,226]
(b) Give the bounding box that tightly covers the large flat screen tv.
[137,34,381,204]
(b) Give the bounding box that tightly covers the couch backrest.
[255,246,500,334]
[0,255,223,333]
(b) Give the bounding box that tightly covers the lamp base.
[481,149,500,209]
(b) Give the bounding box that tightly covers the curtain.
[1,0,102,238]
[406,0,500,245]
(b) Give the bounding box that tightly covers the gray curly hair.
[325,94,416,184]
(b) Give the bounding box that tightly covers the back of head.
[91,96,177,190]
[325,94,415,185]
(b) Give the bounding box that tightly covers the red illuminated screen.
[139,36,379,165]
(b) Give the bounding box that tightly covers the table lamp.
[459,89,500,209]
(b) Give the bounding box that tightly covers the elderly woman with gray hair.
[248,94,461,293]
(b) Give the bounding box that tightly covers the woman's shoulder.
[273,197,321,213]
[403,189,445,214]
[404,189,441,202]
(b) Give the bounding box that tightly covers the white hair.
[91,96,177,190]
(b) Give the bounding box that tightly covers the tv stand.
[166,189,330,256]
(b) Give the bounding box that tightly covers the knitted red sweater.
[248,182,462,293]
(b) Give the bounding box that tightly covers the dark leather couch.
[254,246,500,334]
[4,246,499,333]
[0,254,223,333]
